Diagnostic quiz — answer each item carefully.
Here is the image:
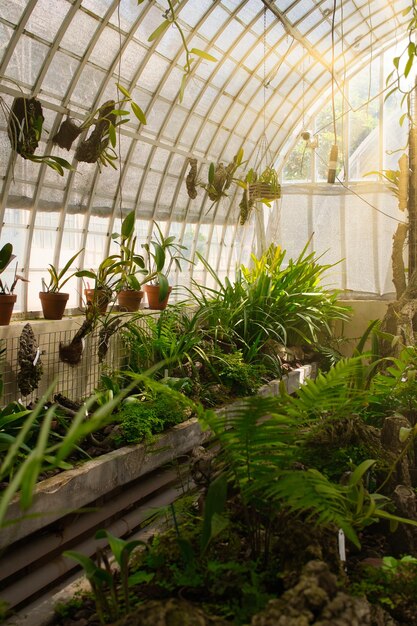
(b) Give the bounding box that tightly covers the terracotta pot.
[39,292,69,320]
[117,289,144,312]
[144,284,172,310]
[0,294,17,325]
[84,289,110,314]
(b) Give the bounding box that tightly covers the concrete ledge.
[0,363,317,549]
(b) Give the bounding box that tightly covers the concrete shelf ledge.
[0,363,317,550]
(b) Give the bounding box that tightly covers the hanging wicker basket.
[248,182,281,201]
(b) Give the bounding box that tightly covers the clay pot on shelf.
[143,284,172,310]
[84,289,110,314]
[39,292,69,320]
[117,289,144,312]
[0,294,17,325]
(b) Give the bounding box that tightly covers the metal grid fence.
[0,315,151,405]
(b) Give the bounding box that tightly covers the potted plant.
[1,88,73,176]
[113,211,151,312]
[247,165,281,202]
[142,222,191,310]
[76,256,124,314]
[39,250,83,320]
[0,243,26,325]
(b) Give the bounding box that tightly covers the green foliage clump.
[192,244,350,361]
[123,307,202,376]
[352,556,417,623]
[367,346,417,426]
[119,403,163,443]
[299,415,385,481]
[138,519,273,624]
[214,350,266,396]
[117,389,191,445]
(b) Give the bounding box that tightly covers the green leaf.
[235,148,244,165]
[384,87,398,103]
[399,426,412,442]
[122,210,135,239]
[75,270,96,279]
[157,273,169,301]
[110,109,130,116]
[399,112,408,127]
[189,48,217,62]
[201,474,228,554]
[63,550,106,583]
[58,249,83,281]
[126,275,141,290]
[179,73,188,103]
[0,244,13,272]
[208,162,215,184]
[405,56,414,78]
[95,529,127,566]
[116,83,132,99]
[152,243,166,272]
[148,19,170,42]
[131,102,147,125]
[108,122,116,148]
[349,460,376,487]
[393,56,400,69]
[128,571,154,585]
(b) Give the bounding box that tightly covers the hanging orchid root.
[186,158,198,199]
[59,308,98,366]
[17,323,43,397]
[52,118,84,150]
[7,97,44,157]
[239,188,255,225]
[75,100,116,164]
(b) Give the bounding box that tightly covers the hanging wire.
[367,0,374,114]
[252,5,272,171]
[331,0,337,143]
[315,150,407,224]
[339,0,347,177]
[263,5,267,136]
[116,1,124,221]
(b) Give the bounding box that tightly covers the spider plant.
[190,243,350,364]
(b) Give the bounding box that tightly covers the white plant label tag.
[338,528,346,562]
[33,347,40,366]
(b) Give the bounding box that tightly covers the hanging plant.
[238,188,255,226]
[2,94,73,176]
[75,100,117,165]
[248,166,281,203]
[200,149,245,208]
[17,323,43,397]
[185,157,198,199]
[53,84,147,170]
[146,0,217,103]
[59,317,94,366]
[7,97,43,156]
[52,117,84,150]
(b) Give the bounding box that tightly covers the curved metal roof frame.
[0,0,411,310]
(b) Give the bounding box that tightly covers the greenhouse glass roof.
[0,0,411,311]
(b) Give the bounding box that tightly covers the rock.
[250,560,396,626]
[114,598,229,626]
[389,484,417,554]
[381,415,412,488]
[190,446,215,487]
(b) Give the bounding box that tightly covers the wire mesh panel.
[0,315,150,405]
